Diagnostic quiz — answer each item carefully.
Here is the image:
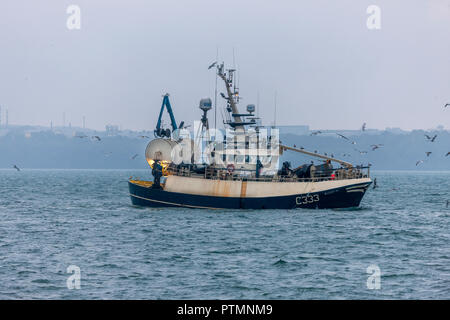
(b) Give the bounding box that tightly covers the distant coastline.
[1,125,449,170]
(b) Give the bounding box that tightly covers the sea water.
[0,169,449,299]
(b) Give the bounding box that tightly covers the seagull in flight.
[361,123,366,131]
[131,154,139,160]
[445,152,450,157]
[310,131,322,136]
[445,103,449,108]
[416,160,424,166]
[425,152,432,157]
[208,61,217,70]
[336,133,349,140]
[13,165,21,171]
[371,144,384,151]
[139,135,150,139]
[92,136,101,141]
[425,134,437,142]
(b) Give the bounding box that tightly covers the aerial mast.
[217,63,243,128]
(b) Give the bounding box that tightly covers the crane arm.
[280,144,353,168]
[155,94,178,137]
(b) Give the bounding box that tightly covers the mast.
[214,48,219,131]
[217,63,243,127]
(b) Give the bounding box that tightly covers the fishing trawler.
[128,63,371,209]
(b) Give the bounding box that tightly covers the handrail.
[165,165,370,183]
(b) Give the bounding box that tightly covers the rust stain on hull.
[240,180,247,198]
[211,179,235,197]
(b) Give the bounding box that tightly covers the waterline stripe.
[130,193,220,210]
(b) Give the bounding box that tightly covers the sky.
[0,0,449,131]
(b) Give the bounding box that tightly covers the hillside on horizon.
[1,126,449,170]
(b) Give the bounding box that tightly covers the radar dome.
[199,98,212,111]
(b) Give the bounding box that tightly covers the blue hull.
[128,181,371,209]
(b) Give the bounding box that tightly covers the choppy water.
[0,169,449,299]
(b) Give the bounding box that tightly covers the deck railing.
[164,165,370,183]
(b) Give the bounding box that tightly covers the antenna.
[257,91,260,121]
[232,47,236,69]
[273,91,277,128]
[232,49,239,103]
[214,47,219,132]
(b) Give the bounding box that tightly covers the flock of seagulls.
[307,110,449,168]
[301,110,449,207]
[416,131,449,166]
[307,124,385,158]
[12,133,149,171]
[415,101,450,166]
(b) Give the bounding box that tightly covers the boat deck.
[165,165,370,182]
[129,165,370,188]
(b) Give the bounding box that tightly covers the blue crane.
[154,93,183,138]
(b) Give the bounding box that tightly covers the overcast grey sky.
[0,0,449,131]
